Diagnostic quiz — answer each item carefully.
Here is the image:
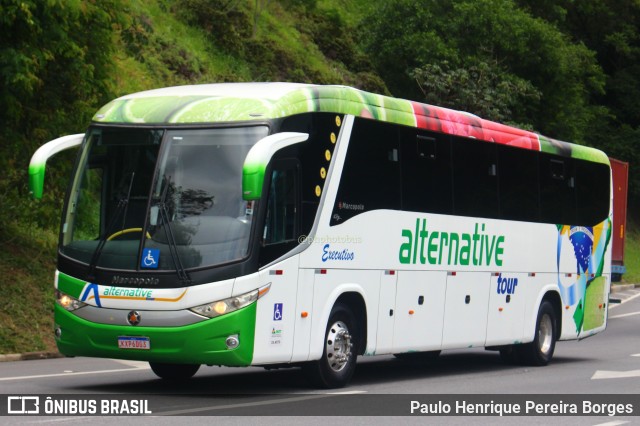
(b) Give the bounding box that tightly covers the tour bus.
[29,83,612,388]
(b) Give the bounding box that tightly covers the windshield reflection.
[61,126,268,273]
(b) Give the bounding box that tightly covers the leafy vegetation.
[0,0,638,354]
[623,219,640,284]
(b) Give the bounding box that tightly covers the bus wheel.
[518,300,556,366]
[304,303,358,388]
[149,362,200,380]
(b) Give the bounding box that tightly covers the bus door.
[375,269,397,354]
[441,272,491,349]
[392,271,447,352]
[485,272,526,345]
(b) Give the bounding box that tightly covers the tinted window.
[575,160,611,225]
[540,154,575,224]
[319,116,610,227]
[263,168,298,245]
[452,136,498,218]
[400,129,453,214]
[331,118,400,225]
[498,144,539,222]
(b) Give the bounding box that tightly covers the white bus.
[30,83,612,388]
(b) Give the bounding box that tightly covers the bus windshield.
[61,126,268,272]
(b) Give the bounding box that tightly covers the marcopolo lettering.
[111,276,160,286]
[399,218,505,267]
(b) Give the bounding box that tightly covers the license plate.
[118,336,150,350]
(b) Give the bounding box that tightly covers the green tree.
[520,0,640,201]
[519,0,640,126]
[359,0,606,143]
[0,0,123,229]
[411,60,540,126]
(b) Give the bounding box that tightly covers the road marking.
[30,417,94,424]
[154,391,368,416]
[113,359,149,368]
[609,311,640,319]
[609,290,640,309]
[591,369,640,380]
[0,365,150,381]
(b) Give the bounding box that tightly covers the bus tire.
[149,362,200,380]
[517,300,557,366]
[303,303,358,388]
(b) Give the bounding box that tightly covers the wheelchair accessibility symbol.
[141,248,160,269]
[273,303,283,321]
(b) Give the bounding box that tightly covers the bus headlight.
[55,290,87,311]
[189,283,271,318]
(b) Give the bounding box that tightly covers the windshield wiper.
[87,172,135,281]
[154,175,191,285]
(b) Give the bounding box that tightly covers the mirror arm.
[29,133,84,199]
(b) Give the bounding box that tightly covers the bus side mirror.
[29,134,84,199]
[242,132,309,200]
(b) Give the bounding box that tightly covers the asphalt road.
[1,288,639,425]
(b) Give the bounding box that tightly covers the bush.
[175,0,252,54]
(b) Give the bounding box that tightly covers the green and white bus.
[30,83,612,388]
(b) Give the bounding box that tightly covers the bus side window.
[540,155,575,224]
[498,144,539,222]
[400,130,453,215]
[575,159,611,226]
[259,162,300,266]
[452,136,498,219]
[263,167,298,245]
[330,117,400,225]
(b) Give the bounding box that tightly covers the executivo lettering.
[399,218,505,267]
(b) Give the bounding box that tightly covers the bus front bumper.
[54,303,256,366]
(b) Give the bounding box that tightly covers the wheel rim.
[325,320,352,372]
[538,313,553,355]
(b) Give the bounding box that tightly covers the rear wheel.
[303,303,358,388]
[517,300,557,366]
[149,362,200,380]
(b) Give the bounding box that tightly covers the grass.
[621,217,640,284]
[318,0,373,25]
[0,220,58,354]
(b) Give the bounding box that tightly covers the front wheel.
[303,303,358,388]
[149,362,200,380]
[517,300,557,366]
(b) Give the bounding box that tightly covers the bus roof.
[93,83,608,165]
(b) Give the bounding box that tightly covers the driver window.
[263,166,298,245]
